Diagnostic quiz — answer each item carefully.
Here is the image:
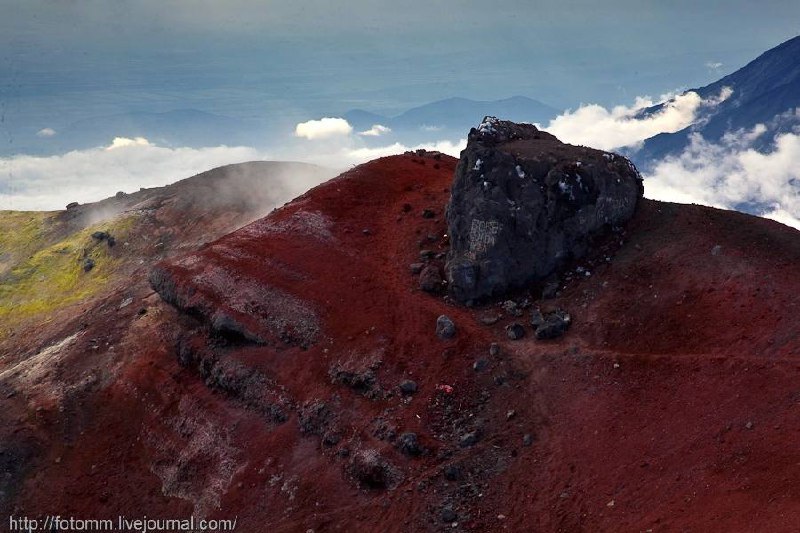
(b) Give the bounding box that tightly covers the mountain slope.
[633,35,800,166]
[5,153,800,531]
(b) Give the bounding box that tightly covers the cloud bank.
[0,139,262,210]
[643,126,800,229]
[1,129,466,211]
[541,88,732,151]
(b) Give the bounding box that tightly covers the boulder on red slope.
[445,116,643,303]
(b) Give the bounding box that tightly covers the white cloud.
[106,136,152,150]
[643,126,800,229]
[420,125,444,132]
[294,117,353,140]
[541,88,732,151]
[36,128,57,138]
[0,139,262,210]
[706,61,723,70]
[0,132,465,211]
[358,124,391,137]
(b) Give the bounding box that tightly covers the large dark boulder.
[446,117,643,303]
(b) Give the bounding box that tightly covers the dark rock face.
[436,315,456,339]
[534,309,571,340]
[446,117,643,302]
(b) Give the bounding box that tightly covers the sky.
[1,1,799,221]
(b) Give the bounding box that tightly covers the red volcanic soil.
[6,152,800,532]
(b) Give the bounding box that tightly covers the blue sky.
[3,0,799,121]
[1,1,799,216]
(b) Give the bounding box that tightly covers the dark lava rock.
[66,201,79,209]
[443,464,461,481]
[82,258,95,272]
[473,358,489,372]
[535,309,571,340]
[297,399,332,436]
[506,323,525,340]
[523,433,534,447]
[349,449,402,490]
[489,342,501,356]
[399,379,418,395]
[541,279,560,299]
[422,208,436,219]
[459,430,480,448]
[396,432,422,456]
[409,262,425,275]
[91,231,110,241]
[329,361,379,397]
[419,249,436,261]
[322,432,341,447]
[441,507,458,523]
[502,300,523,317]
[479,314,500,326]
[418,265,443,292]
[445,117,643,302]
[530,309,545,328]
[436,315,456,340]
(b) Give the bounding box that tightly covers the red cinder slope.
[9,152,800,532]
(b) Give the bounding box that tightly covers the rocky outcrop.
[446,117,643,303]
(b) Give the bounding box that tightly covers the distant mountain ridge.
[344,96,560,144]
[632,35,800,167]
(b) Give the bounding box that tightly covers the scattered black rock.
[489,342,500,356]
[322,432,341,447]
[297,400,332,436]
[541,280,560,299]
[329,360,380,397]
[502,300,523,317]
[436,315,456,340]
[418,265,443,292]
[419,249,436,261]
[422,208,436,219]
[82,258,95,272]
[349,449,402,490]
[530,309,544,328]
[534,309,571,340]
[402,203,413,213]
[459,430,480,448]
[115,191,127,199]
[107,236,116,248]
[66,201,79,210]
[473,358,489,372]
[479,314,500,326]
[399,379,418,395]
[441,507,458,523]
[409,263,425,275]
[396,432,422,456]
[91,231,110,241]
[505,323,525,340]
[446,117,643,303]
[443,464,461,481]
[523,434,534,447]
